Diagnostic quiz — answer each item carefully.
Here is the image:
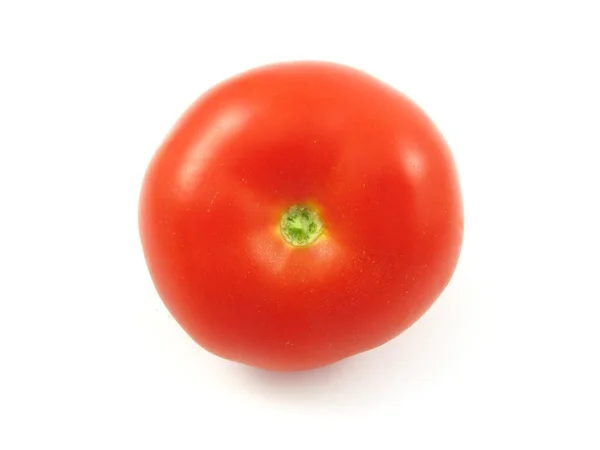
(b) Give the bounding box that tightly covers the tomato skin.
[139,61,463,371]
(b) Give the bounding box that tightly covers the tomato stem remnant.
[280,205,323,247]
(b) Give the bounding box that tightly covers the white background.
[1,1,599,448]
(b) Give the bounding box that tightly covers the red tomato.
[139,61,463,371]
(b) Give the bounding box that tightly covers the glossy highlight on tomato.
[138,61,464,371]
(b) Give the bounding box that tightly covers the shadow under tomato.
[243,357,354,393]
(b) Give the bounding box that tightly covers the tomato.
[138,61,463,372]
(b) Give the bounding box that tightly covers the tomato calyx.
[279,204,323,247]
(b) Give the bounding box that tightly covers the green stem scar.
[280,205,324,247]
